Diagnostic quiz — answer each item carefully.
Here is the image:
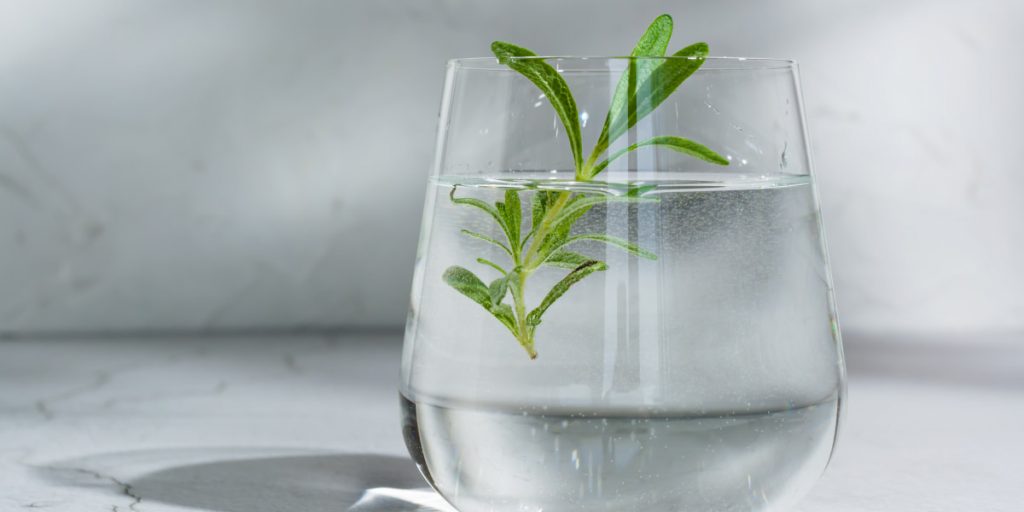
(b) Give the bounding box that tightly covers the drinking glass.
[401,56,845,512]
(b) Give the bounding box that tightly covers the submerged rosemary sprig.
[443,14,728,359]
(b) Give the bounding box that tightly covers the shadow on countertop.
[37,451,451,512]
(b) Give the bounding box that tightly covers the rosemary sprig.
[444,14,728,359]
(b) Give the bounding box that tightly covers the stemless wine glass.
[401,56,845,512]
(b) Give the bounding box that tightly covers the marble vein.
[42,466,142,512]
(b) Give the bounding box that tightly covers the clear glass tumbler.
[401,56,844,512]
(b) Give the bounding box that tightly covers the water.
[402,394,838,512]
[402,173,843,512]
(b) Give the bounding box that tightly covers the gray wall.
[1,0,1021,335]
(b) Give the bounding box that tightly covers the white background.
[1,0,1021,335]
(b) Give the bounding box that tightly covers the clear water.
[402,394,838,512]
[402,173,843,512]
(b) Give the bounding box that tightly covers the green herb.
[444,14,728,359]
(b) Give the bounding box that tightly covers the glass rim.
[448,56,797,71]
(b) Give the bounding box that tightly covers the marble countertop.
[2,332,1022,511]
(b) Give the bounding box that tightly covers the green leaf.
[535,194,589,260]
[451,187,522,254]
[444,266,518,336]
[492,41,583,175]
[590,42,710,177]
[524,190,555,247]
[442,266,492,309]
[450,188,508,232]
[489,274,511,305]
[460,229,513,258]
[489,303,518,335]
[526,260,607,327]
[567,234,658,260]
[590,14,674,167]
[476,257,507,274]
[502,189,522,251]
[535,194,659,263]
[590,135,729,176]
[542,250,594,269]
[530,190,556,232]
[630,14,674,57]
[528,190,561,243]
[617,42,708,139]
[545,195,656,238]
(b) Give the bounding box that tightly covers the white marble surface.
[1,332,1022,511]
